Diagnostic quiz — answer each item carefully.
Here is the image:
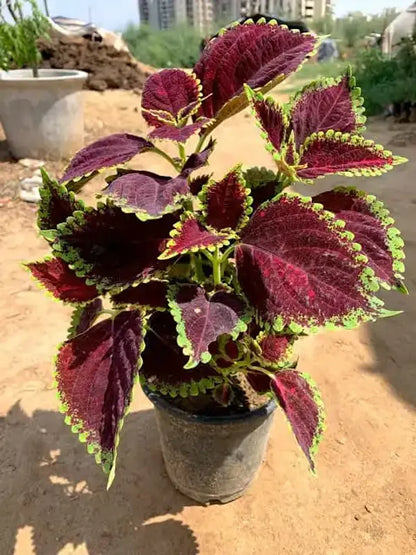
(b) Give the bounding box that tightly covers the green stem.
[213,246,222,286]
[195,129,211,153]
[221,244,236,263]
[178,143,186,162]
[151,146,181,171]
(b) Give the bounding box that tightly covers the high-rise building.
[138,0,332,31]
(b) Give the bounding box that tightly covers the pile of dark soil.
[38,36,154,91]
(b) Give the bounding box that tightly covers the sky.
[44,1,413,32]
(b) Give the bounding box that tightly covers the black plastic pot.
[144,388,276,504]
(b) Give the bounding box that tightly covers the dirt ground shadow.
[365,286,416,408]
[0,403,199,555]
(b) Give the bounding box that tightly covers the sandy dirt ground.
[0,90,415,555]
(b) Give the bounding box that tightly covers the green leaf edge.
[158,212,234,260]
[199,164,253,232]
[37,169,85,233]
[52,201,169,291]
[288,65,367,134]
[167,284,249,369]
[53,310,147,488]
[201,19,320,132]
[272,370,326,474]
[297,130,406,183]
[331,186,406,290]
[244,192,384,334]
[23,255,98,306]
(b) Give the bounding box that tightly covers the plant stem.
[221,244,236,263]
[213,246,222,286]
[178,143,186,162]
[150,146,181,171]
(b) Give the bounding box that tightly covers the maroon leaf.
[297,133,395,180]
[149,118,211,142]
[26,257,99,303]
[56,310,144,479]
[142,69,201,126]
[60,134,153,185]
[67,298,103,339]
[111,281,168,309]
[189,173,211,195]
[38,170,83,231]
[168,284,248,367]
[235,194,381,331]
[290,71,366,147]
[258,333,292,364]
[54,204,177,289]
[201,167,251,231]
[271,370,325,471]
[159,213,232,260]
[194,21,317,121]
[141,311,223,396]
[247,89,288,152]
[103,170,188,220]
[313,188,405,288]
[182,139,215,175]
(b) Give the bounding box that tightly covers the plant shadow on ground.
[365,285,416,409]
[0,403,199,554]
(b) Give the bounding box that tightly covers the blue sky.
[45,1,412,31]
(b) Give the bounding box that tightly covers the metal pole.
[43,0,50,17]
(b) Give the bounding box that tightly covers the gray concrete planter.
[0,69,87,160]
[145,388,276,505]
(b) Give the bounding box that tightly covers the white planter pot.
[0,69,88,160]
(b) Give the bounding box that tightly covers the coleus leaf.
[297,132,401,181]
[182,139,215,175]
[56,310,144,483]
[200,167,252,231]
[53,204,177,290]
[290,69,366,148]
[235,193,382,332]
[246,87,288,152]
[159,213,233,260]
[148,118,211,143]
[26,257,99,303]
[141,69,202,127]
[168,284,248,368]
[140,311,224,397]
[103,170,188,220]
[189,173,211,195]
[243,167,284,210]
[111,280,168,309]
[194,20,318,124]
[257,332,293,365]
[312,187,406,290]
[60,134,153,187]
[67,298,103,340]
[37,168,84,232]
[271,370,325,472]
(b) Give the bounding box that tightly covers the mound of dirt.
[38,36,154,91]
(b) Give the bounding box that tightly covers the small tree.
[0,0,50,77]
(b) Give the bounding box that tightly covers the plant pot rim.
[143,385,276,424]
[0,69,88,84]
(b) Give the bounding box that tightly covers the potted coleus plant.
[26,19,406,504]
[0,0,87,159]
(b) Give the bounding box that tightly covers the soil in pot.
[145,376,276,505]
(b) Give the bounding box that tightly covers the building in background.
[138,0,332,30]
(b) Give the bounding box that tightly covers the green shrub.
[123,24,202,68]
[0,0,50,76]
[354,39,416,115]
